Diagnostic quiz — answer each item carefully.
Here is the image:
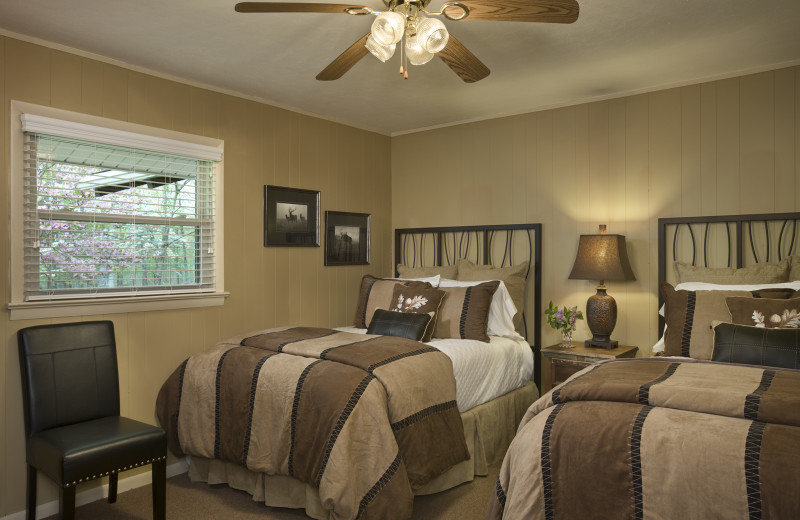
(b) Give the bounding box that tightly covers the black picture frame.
[324,211,370,266]
[264,185,320,246]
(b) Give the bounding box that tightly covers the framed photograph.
[264,185,320,246]
[325,211,370,266]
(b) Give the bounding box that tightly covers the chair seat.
[27,416,166,486]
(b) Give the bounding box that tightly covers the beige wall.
[392,66,800,355]
[0,36,392,514]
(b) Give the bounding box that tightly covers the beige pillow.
[353,276,432,329]
[661,283,788,359]
[674,258,790,285]
[456,259,528,327]
[790,256,800,281]
[433,281,499,342]
[396,264,458,280]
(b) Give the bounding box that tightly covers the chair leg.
[26,465,37,520]
[59,485,76,520]
[152,458,167,520]
[108,471,118,503]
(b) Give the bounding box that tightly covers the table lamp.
[568,225,635,349]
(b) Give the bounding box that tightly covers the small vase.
[560,330,574,348]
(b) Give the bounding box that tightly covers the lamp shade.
[568,234,635,283]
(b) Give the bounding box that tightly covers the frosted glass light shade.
[365,35,396,62]
[405,34,434,65]
[371,11,406,46]
[416,17,449,53]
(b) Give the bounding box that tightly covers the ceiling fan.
[235,0,579,83]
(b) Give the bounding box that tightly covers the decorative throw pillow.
[673,258,790,285]
[456,259,527,327]
[353,275,431,329]
[433,280,500,342]
[390,284,446,341]
[397,264,458,280]
[712,322,800,369]
[367,309,434,342]
[661,283,771,359]
[725,297,800,329]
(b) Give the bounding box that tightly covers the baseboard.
[1,459,189,520]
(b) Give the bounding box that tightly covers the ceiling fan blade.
[235,2,367,14]
[437,35,490,83]
[316,33,370,81]
[447,0,579,23]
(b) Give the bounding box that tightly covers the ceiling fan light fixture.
[371,11,406,46]
[365,35,396,62]
[405,34,434,66]
[415,17,449,53]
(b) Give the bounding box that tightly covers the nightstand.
[540,342,638,393]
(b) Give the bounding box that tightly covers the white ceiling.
[1,0,799,136]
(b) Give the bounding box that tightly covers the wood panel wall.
[392,66,800,357]
[0,35,391,515]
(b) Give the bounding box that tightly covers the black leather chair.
[18,320,167,520]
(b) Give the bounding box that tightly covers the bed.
[489,212,800,519]
[156,223,543,520]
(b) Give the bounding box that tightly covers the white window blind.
[22,132,217,301]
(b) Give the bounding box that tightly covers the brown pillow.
[673,258,790,285]
[725,297,800,329]
[397,264,458,280]
[353,275,431,329]
[433,281,500,342]
[390,284,446,341]
[661,283,776,359]
[456,259,527,327]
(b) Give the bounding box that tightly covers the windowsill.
[8,291,229,320]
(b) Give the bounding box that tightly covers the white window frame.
[8,101,227,320]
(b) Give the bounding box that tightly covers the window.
[9,103,226,319]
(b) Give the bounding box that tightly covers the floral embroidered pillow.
[390,284,446,342]
[725,297,800,329]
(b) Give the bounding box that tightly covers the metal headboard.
[394,223,543,385]
[658,211,800,334]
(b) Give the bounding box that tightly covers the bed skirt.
[187,380,538,519]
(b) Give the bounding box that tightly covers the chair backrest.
[18,320,121,436]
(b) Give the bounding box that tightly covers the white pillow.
[392,274,440,287]
[674,280,800,292]
[439,278,520,338]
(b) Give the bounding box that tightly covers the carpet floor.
[43,465,500,520]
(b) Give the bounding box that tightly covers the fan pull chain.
[399,35,405,76]
[403,35,409,79]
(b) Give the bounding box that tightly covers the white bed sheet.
[335,326,534,412]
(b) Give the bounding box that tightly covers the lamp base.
[584,338,618,350]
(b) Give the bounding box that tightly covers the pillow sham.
[434,281,500,342]
[390,284,446,341]
[661,283,770,359]
[353,275,432,329]
[439,279,519,337]
[397,264,458,281]
[791,256,800,282]
[456,259,527,327]
[367,308,434,342]
[712,322,800,369]
[393,274,441,287]
[673,258,790,285]
[725,296,800,329]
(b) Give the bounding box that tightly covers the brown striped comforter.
[488,358,800,520]
[156,327,469,520]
